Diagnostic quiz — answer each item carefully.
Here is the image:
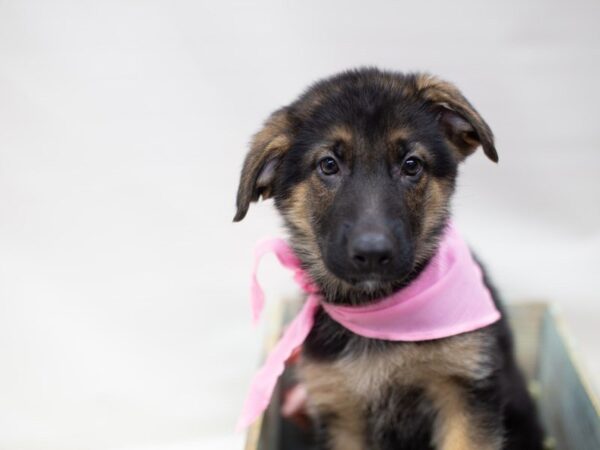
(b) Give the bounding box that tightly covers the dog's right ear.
[233,108,292,222]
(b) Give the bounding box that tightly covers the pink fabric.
[236,223,501,431]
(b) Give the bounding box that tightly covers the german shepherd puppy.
[234,68,544,450]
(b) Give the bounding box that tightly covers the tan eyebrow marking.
[387,128,412,145]
[323,124,354,160]
[410,141,430,157]
[327,124,354,145]
[386,128,415,162]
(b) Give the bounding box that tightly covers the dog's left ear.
[233,107,292,222]
[416,75,498,163]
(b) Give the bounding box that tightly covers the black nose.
[348,232,394,271]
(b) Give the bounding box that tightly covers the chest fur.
[298,331,497,449]
[301,330,492,403]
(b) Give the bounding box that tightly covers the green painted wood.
[537,308,600,450]
[506,302,546,380]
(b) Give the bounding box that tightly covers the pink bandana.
[236,223,501,431]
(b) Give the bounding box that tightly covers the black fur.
[366,385,436,450]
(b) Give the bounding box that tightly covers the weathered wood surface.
[537,307,600,450]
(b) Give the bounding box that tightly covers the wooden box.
[244,302,600,450]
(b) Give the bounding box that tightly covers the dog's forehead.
[300,82,414,122]
[292,78,436,150]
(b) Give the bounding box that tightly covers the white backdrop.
[0,1,599,449]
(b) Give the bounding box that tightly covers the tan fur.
[430,380,503,450]
[301,362,367,450]
[250,109,291,155]
[300,330,497,449]
[285,181,313,237]
[283,181,350,297]
[234,109,292,221]
[387,127,413,145]
[419,178,453,247]
[326,124,354,146]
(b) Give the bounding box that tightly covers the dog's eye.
[319,157,339,176]
[402,157,423,177]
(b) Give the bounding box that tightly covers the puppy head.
[235,69,497,304]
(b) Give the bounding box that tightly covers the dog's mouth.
[323,261,417,295]
[317,268,415,305]
[346,269,416,290]
[343,271,397,285]
[352,278,388,293]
